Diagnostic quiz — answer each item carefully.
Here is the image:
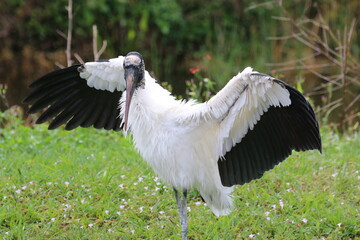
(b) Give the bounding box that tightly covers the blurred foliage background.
[0,0,359,131]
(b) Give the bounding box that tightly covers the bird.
[24,51,321,239]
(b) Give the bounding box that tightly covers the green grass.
[0,121,359,239]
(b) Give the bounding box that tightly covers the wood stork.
[24,51,321,239]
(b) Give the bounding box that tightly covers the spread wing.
[176,67,321,187]
[212,68,321,186]
[23,57,126,131]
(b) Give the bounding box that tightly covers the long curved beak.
[124,67,138,131]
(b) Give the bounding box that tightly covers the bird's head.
[123,51,145,131]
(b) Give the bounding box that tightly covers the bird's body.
[24,52,321,239]
[123,71,233,215]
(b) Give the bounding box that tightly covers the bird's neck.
[124,73,179,131]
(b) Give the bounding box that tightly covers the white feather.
[79,56,126,92]
[120,66,291,217]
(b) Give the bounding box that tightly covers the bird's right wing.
[23,57,126,131]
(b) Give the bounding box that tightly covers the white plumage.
[24,52,321,239]
[118,65,291,216]
[79,56,126,92]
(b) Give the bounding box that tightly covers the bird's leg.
[173,188,188,240]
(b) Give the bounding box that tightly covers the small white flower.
[80,226,84,229]
[279,200,284,209]
[144,186,148,190]
[249,233,255,239]
[121,175,125,178]
[331,173,338,177]
[187,207,191,212]
[51,218,56,222]
[105,210,109,215]
[88,223,94,228]
[119,205,125,209]
[195,201,201,206]
[21,186,27,190]
[64,181,69,187]
[138,177,143,182]
[15,189,21,194]
[130,229,135,234]
[139,207,144,213]
[116,211,121,215]
[337,223,342,227]
[107,228,112,232]
[265,211,270,216]
[266,217,271,221]
[5,232,9,235]
[301,218,308,223]
[159,211,165,214]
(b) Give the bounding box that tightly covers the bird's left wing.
[23,57,126,131]
[176,67,321,187]
[212,68,321,187]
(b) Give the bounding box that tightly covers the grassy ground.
[0,120,359,239]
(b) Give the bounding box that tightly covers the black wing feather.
[23,65,123,131]
[218,80,322,187]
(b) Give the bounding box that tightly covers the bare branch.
[92,25,107,61]
[65,0,73,67]
[344,94,360,112]
[56,30,67,40]
[267,2,359,130]
[267,33,301,41]
[74,53,84,64]
[97,40,107,59]
[92,25,98,61]
[271,63,337,74]
[245,1,276,11]
[271,16,291,21]
[266,52,321,67]
[305,67,342,87]
[316,98,343,113]
[55,62,65,69]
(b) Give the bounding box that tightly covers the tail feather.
[199,185,234,217]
